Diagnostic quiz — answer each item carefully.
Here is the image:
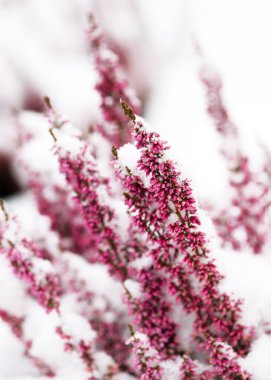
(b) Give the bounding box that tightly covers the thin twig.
[0,199,8,222]
[49,128,57,143]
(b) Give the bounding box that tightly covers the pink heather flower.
[57,148,127,280]
[126,329,163,380]
[0,203,120,378]
[200,66,238,141]
[87,16,140,147]
[16,110,100,260]
[29,176,97,259]
[0,212,60,313]
[90,317,130,372]
[124,268,180,359]
[179,356,199,380]
[0,309,24,338]
[114,102,252,366]
[207,337,250,380]
[45,104,181,362]
[179,355,213,380]
[45,104,127,279]
[200,65,270,254]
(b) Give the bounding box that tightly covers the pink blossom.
[114,101,253,372]
[87,16,140,147]
[0,215,60,313]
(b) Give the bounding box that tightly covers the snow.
[31,257,55,281]
[242,334,271,380]
[93,351,116,376]
[127,331,148,345]
[117,143,141,172]
[57,119,82,139]
[56,134,83,158]
[114,375,135,380]
[0,217,20,246]
[0,255,28,316]
[0,321,38,377]
[215,249,271,328]
[60,313,96,343]
[130,256,153,270]
[62,253,124,312]
[23,305,87,377]
[16,112,67,188]
[18,111,50,139]
[8,193,56,246]
[124,279,142,299]
[196,207,217,240]
[117,140,151,188]
[161,358,182,380]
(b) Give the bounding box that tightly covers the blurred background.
[1,0,271,207]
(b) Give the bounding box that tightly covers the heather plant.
[0,14,271,380]
[87,16,140,148]
[199,65,271,254]
[0,308,55,377]
[114,101,251,378]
